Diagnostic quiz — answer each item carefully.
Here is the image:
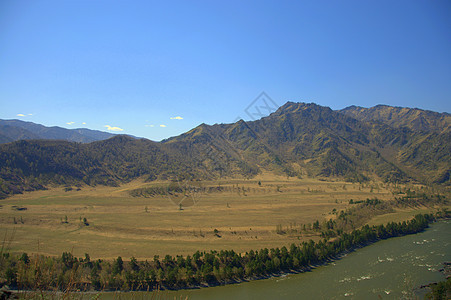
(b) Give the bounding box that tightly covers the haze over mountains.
[0,102,449,198]
[0,119,118,144]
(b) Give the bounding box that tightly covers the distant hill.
[0,102,449,198]
[0,124,41,143]
[0,119,117,143]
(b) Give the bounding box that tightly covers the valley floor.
[0,174,447,259]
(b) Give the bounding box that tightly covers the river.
[103,220,450,299]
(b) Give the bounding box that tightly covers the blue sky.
[1,0,450,141]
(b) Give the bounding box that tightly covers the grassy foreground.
[0,174,448,295]
[0,213,447,294]
[0,175,447,259]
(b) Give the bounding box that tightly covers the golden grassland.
[0,173,446,260]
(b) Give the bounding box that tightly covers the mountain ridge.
[339,104,451,133]
[0,119,119,143]
[0,102,449,198]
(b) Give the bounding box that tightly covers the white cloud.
[170,116,183,120]
[17,114,25,117]
[104,125,124,132]
[159,124,167,128]
[66,121,75,125]
[28,113,33,116]
[82,122,86,125]
[145,124,155,127]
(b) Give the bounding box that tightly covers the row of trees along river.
[1,210,449,293]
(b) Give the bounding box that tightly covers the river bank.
[106,219,451,299]
[1,213,447,297]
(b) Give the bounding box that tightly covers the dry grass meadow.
[0,173,443,260]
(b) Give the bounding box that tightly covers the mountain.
[0,124,41,143]
[0,119,117,143]
[72,128,117,141]
[163,102,440,184]
[0,102,449,198]
[338,104,450,184]
[339,105,451,134]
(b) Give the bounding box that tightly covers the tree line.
[1,213,445,293]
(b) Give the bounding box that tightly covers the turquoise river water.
[102,220,450,299]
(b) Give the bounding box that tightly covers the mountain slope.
[0,102,449,198]
[0,125,41,143]
[340,105,451,133]
[163,102,449,185]
[0,119,117,143]
[221,102,411,182]
[338,104,451,184]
